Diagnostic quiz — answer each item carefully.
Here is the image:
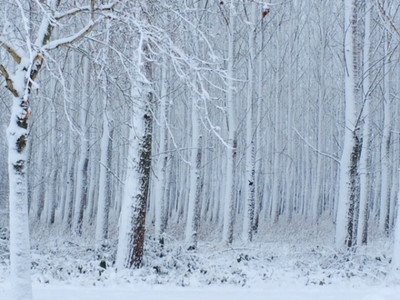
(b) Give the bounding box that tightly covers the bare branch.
[0,41,21,64]
[293,127,340,164]
[376,0,400,39]
[30,55,44,82]
[0,65,18,97]
[54,2,118,21]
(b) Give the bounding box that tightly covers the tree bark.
[116,94,152,269]
[357,0,372,246]
[242,0,256,243]
[222,0,237,246]
[335,0,361,248]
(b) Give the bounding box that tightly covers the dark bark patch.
[13,159,25,174]
[16,135,27,153]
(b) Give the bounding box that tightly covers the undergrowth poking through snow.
[4,234,398,288]
[1,218,400,288]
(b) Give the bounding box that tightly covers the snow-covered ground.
[1,281,400,300]
[1,220,400,299]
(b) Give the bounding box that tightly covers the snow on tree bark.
[8,90,33,300]
[335,0,361,248]
[379,26,392,235]
[185,101,202,250]
[96,20,114,250]
[3,27,50,300]
[357,0,372,246]
[242,0,256,243]
[73,55,90,236]
[116,91,152,268]
[153,60,169,246]
[95,98,113,249]
[0,2,118,298]
[116,25,153,267]
[222,0,237,246]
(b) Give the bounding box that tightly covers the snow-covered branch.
[43,20,96,50]
[54,2,118,21]
[0,64,18,97]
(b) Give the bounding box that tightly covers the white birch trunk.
[73,56,90,235]
[116,82,152,269]
[390,122,399,229]
[8,95,33,300]
[254,12,265,233]
[393,177,400,268]
[116,105,144,269]
[242,1,256,242]
[285,4,295,223]
[63,125,76,229]
[47,105,58,224]
[34,107,47,221]
[311,25,326,223]
[95,105,113,248]
[86,154,98,223]
[63,50,78,229]
[335,0,359,248]
[116,19,153,266]
[185,96,202,249]
[379,29,392,234]
[271,28,281,225]
[357,0,371,246]
[96,22,114,249]
[6,57,34,300]
[222,1,237,245]
[153,62,168,244]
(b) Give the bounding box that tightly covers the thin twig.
[293,127,340,164]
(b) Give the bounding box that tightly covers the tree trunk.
[73,55,90,236]
[271,27,282,225]
[8,92,33,300]
[335,0,361,248]
[185,98,202,250]
[357,0,371,246]
[222,0,237,246]
[242,0,256,243]
[95,21,114,249]
[116,93,152,269]
[393,148,400,268]
[95,112,113,248]
[153,60,169,246]
[379,27,392,235]
[116,33,153,268]
[4,56,35,300]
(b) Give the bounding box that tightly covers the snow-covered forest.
[1,0,400,299]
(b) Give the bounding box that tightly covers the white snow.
[2,219,400,300]
[0,281,400,300]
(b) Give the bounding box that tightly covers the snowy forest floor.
[1,283,400,300]
[1,216,400,299]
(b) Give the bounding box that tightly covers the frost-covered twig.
[293,127,340,164]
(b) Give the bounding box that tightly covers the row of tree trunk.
[2,1,400,299]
